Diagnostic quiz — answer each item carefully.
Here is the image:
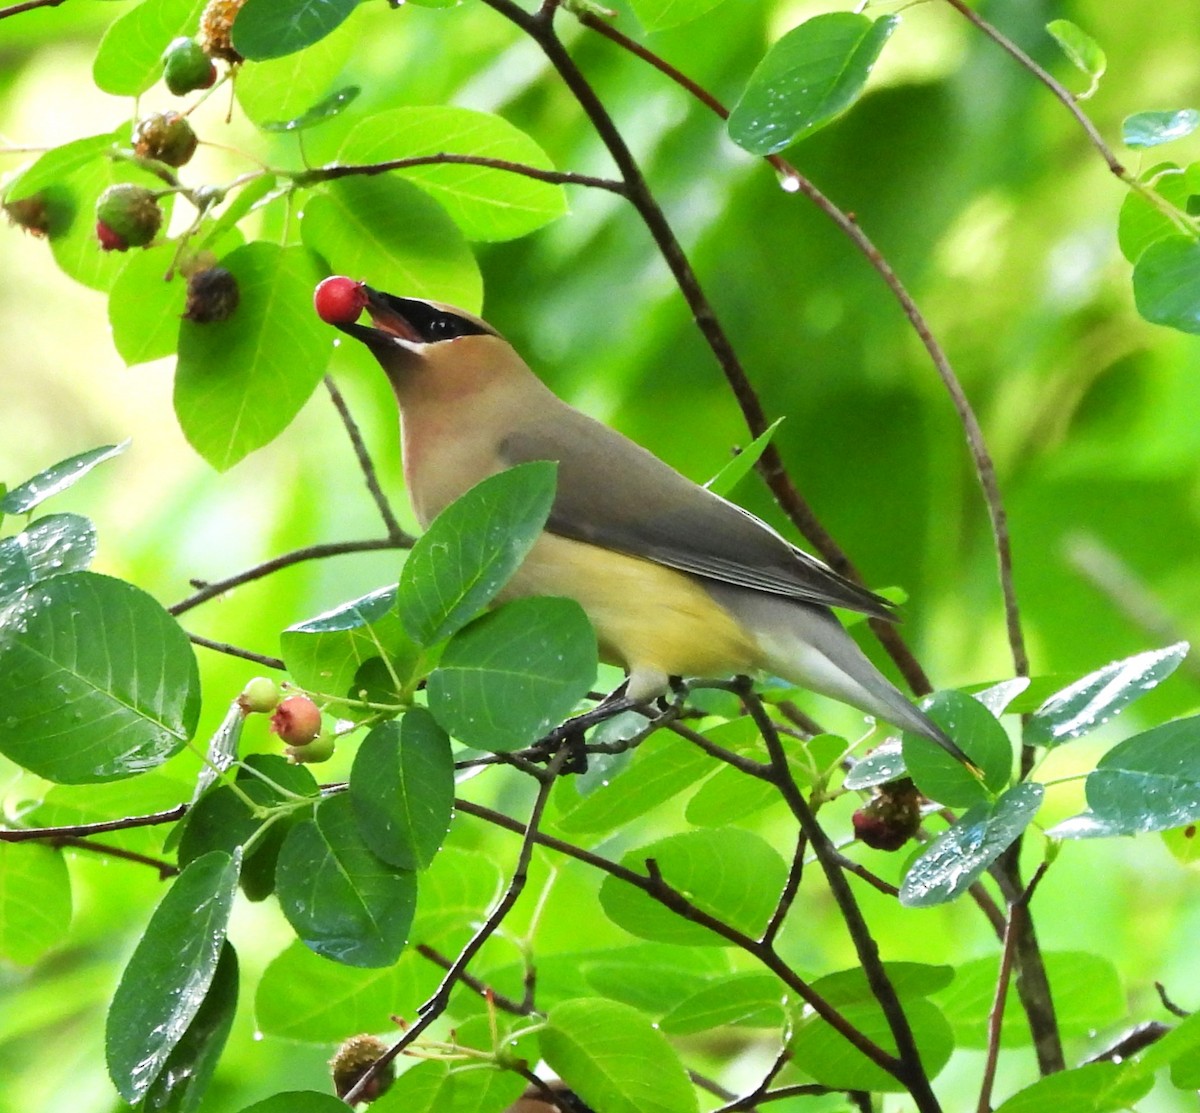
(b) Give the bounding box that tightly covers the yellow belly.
[500,533,761,683]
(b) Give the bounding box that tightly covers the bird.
[327,282,971,766]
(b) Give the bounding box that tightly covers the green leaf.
[659,974,784,1035]
[0,514,96,599]
[235,19,356,127]
[178,755,319,901]
[93,0,210,96]
[136,942,239,1113]
[599,828,787,945]
[0,571,200,783]
[900,783,1044,907]
[843,737,906,789]
[1024,642,1189,746]
[902,689,1012,807]
[3,133,117,205]
[685,762,779,825]
[1129,1010,1200,1076]
[1123,109,1200,149]
[2,442,127,515]
[540,998,700,1113]
[555,732,713,835]
[276,793,417,967]
[260,85,360,132]
[199,175,278,250]
[350,711,453,870]
[398,463,558,646]
[236,1095,350,1113]
[27,773,189,853]
[1132,235,1200,333]
[1086,714,1200,833]
[579,945,729,1017]
[300,175,482,313]
[175,241,331,470]
[339,106,569,242]
[281,585,420,718]
[1117,163,1200,263]
[0,844,72,965]
[231,0,359,60]
[254,939,422,1042]
[1046,20,1106,98]
[409,846,504,952]
[993,1061,1152,1113]
[728,13,899,156]
[934,951,1124,1049]
[791,996,953,1092]
[426,596,597,753]
[109,245,190,366]
[369,1062,449,1113]
[703,417,783,497]
[627,0,729,33]
[106,851,240,1103]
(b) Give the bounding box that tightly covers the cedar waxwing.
[333,285,970,765]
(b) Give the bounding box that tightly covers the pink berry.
[270,694,322,746]
[314,276,368,325]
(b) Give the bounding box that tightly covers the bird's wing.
[498,407,895,619]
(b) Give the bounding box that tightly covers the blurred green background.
[2,0,1200,1109]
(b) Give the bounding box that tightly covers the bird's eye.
[426,315,463,340]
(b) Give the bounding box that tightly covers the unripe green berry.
[237,676,280,714]
[287,731,336,764]
[162,36,217,96]
[95,184,162,251]
[133,111,199,168]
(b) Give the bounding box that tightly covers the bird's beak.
[333,285,424,352]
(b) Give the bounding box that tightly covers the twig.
[0,804,188,843]
[0,0,65,20]
[762,832,806,947]
[1154,982,1191,1019]
[941,0,1125,179]
[296,153,626,195]
[478,0,935,696]
[455,797,905,1085]
[323,375,407,542]
[1083,1021,1170,1064]
[186,632,285,670]
[50,836,179,879]
[342,750,569,1105]
[711,1042,791,1112]
[828,850,900,898]
[740,682,940,1112]
[415,943,534,1016]
[169,538,405,616]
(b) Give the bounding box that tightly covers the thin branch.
[297,152,626,195]
[0,0,65,20]
[711,1042,791,1113]
[415,944,534,1017]
[169,538,405,616]
[828,850,900,898]
[323,375,407,542]
[1083,1021,1171,1065]
[1,804,188,843]
[50,836,179,879]
[761,831,806,947]
[479,0,935,696]
[342,751,568,1105]
[740,682,940,1113]
[1155,981,1192,1020]
[455,797,905,1085]
[941,0,1125,178]
[187,632,285,670]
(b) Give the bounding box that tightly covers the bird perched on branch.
[320,278,971,766]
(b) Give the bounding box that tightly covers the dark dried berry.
[852,780,922,852]
[184,266,240,323]
[330,1034,393,1102]
[3,194,50,237]
[133,112,199,168]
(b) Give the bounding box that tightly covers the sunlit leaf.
[1132,235,1200,333]
[1046,20,1106,98]
[541,998,699,1113]
[1,442,127,515]
[0,844,71,965]
[93,0,209,96]
[628,0,729,33]
[260,85,360,132]
[703,417,784,497]
[175,242,330,470]
[993,1060,1151,1113]
[0,514,96,599]
[902,689,1012,807]
[236,21,356,127]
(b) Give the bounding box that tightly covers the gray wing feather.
[498,408,894,620]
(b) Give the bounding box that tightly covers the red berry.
[96,219,127,252]
[270,694,322,746]
[314,276,368,325]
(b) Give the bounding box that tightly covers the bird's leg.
[528,681,646,772]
